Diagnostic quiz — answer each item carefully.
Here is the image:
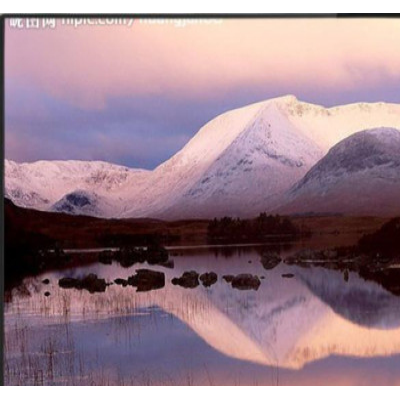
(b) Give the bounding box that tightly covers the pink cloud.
[5,18,400,109]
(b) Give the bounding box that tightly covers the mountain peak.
[271,94,298,104]
[279,127,400,216]
[325,127,400,163]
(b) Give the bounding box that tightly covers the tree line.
[207,213,300,243]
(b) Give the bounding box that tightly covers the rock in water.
[58,274,107,293]
[231,274,261,290]
[127,269,165,292]
[171,271,200,288]
[114,278,128,287]
[58,277,79,289]
[261,252,282,270]
[199,272,218,287]
[115,247,147,267]
[146,244,169,265]
[80,274,107,293]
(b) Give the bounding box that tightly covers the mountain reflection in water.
[4,246,400,385]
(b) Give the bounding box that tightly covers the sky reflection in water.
[4,246,400,385]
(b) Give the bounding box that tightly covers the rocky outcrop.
[172,271,200,288]
[230,274,261,291]
[261,252,282,270]
[146,244,169,265]
[114,278,128,287]
[127,269,165,292]
[114,247,147,267]
[58,274,107,293]
[98,245,173,268]
[199,272,218,287]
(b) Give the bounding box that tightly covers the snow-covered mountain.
[134,97,324,219]
[278,127,400,216]
[5,160,149,216]
[5,96,400,218]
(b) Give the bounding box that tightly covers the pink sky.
[6,18,400,109]
[5,17,400,167]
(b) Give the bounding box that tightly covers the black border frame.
[1,13,400,387]
[0,15,3,389]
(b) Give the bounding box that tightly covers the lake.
[4,244,400,385]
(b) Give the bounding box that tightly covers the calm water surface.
[4,245,400,385]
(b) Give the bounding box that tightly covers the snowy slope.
[5,96,400,218]
[277,128,400,216]
[5,159,150,216]
[156,101,323,218]
[121,96,400,218]
[282,98,400,151]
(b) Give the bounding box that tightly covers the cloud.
[5,79,220,168]
[6,18,400,108]
[5,17,400,167]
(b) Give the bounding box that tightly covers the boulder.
[261,252,282,270]
[114,278,128,287]
[58,277,79,289]
[171,271,199,288]
[199,272,218,287]
[231,274,261,290]
[146,244,169,265]
[115,247,147,267]
[127,269,165,292]
[58,274,107,293]
[80,274,107,293]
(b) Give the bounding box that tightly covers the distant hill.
[278,128,400,216]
